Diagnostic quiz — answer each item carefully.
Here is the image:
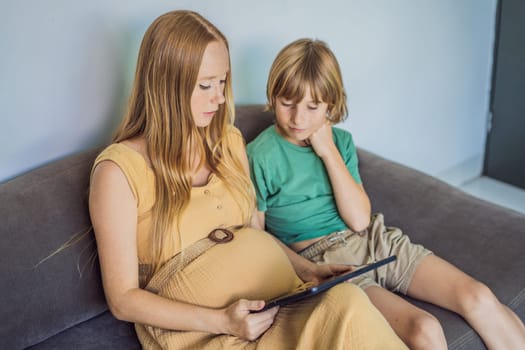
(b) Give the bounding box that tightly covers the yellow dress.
[93,127,407,350]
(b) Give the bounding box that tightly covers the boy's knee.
[457,280,499,315]
[406,314,444,349]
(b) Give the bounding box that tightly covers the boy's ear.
[326,108,334,121]
[265,98,275,112]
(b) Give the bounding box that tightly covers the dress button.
[204,190,210,195]
[217,204,223,210]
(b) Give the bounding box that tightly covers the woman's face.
[274,86,329,145]
[191,41,230,127]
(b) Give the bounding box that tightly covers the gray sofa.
[1,105,524,350]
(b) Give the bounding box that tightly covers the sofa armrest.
[0,149,109,349]
[358,148,525,311]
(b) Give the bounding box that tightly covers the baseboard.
[435,154,484,187]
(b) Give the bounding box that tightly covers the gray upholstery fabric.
[1,104,523,349]
[235,104,275,142]
[27,312,139,350]
[358,147,525,349]
[0,149,107,349]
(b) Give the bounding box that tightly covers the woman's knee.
[328,283,370,309]
[405,314,445,349]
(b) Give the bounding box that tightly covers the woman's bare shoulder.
[91,160,128,189]
[120,137,151,167]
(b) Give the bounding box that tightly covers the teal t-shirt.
[247,125,362,244]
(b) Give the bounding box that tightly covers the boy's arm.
[256,210,351,284]
[256,210,265,230]
[309,122,371,232]
[244,136,350,282]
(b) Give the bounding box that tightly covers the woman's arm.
[90,161,277,340]
[309,122,371,231]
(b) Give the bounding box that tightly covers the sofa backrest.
[235,104,274,142]
[0,149,106,349]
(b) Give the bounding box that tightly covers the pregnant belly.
[162,227,303,308]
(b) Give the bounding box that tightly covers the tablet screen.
[257,255,397,312]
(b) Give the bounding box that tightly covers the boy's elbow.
[348,215,371,233]
[351,222,369,234]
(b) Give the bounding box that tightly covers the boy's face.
[274,87,329,145]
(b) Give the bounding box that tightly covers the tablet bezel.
[256,255,397,312]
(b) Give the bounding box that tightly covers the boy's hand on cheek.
[309,121,337,159]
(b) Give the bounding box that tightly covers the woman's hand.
[222,299,279,341]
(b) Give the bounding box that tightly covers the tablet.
[256,255,397,312]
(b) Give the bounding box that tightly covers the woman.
[89,10,406,349]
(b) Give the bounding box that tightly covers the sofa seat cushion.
[28,311,140,349]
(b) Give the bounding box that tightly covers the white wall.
[1,0,497,183]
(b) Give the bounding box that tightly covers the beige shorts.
[299,213,432,294]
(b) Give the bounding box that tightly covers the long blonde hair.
[266,38,348,123]
[114,10,254,272]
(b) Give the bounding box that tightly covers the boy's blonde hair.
[266,38,348,123]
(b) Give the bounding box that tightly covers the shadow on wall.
[0,16,155,184]
[231,41,279,105]
[86,19,148,150]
